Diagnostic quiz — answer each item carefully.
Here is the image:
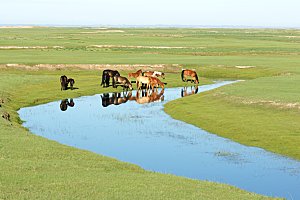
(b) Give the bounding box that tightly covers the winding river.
[18,81,300,199]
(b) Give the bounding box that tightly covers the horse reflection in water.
[100,89,164,107]
[129,89,164,104]
[60,99,75,111]
[181,86,198,97]
[101,92,132,107]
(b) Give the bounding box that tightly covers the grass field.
[0,69,275,199]
[2,27,300,199]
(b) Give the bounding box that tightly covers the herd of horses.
[59,69,199,110]
[98,68,198,91]
[60,68,199,92]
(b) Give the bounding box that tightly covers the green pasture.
[2,27,300,199]
[0,69,275,199]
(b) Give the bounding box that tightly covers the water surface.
[19,82,300,199]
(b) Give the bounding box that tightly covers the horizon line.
[1,23,300,30]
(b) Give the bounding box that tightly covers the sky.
[1,0,300,28]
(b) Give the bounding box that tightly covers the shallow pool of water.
[19,82,300,199]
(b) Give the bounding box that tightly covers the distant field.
[0,28,300,73]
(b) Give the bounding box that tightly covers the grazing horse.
[181,69,199,84]
[136,76,151,90]
[181,85,199,97]
[113,75,133,90]
[128,69,142,79]
[60,75,68,90]
[149,77,165,90]
[101,69,120,87]
[67,78,75,90]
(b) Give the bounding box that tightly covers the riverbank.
[165,75,300,160]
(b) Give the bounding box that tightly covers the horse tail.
[181,70,185,82]
[101,71,105,86]
[194,72,199,84]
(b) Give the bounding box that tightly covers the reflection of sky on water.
[19,82,300,200]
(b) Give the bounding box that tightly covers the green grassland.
[0,69,274,199]
[2,27,300,199]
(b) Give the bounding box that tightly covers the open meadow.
[1,27,300,199]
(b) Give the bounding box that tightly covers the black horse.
[102,73,110,88]
[60,75,68,90]
[101,70,120,87]
[67,78,75,90]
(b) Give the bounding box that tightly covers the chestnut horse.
[181,69,199,84]
[128,69,142,79]
[149,77,165,90]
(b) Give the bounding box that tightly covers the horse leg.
[113,77,117,88]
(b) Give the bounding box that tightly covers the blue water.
[18,81,300,199]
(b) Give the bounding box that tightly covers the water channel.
[18,81,300,199]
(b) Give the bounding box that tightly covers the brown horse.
[143,71,154,77]
[149,77,165,90]
[181,69,199,84]
[113,75,133,90]
[128,69,142,79]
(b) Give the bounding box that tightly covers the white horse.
[153,71,165,79]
